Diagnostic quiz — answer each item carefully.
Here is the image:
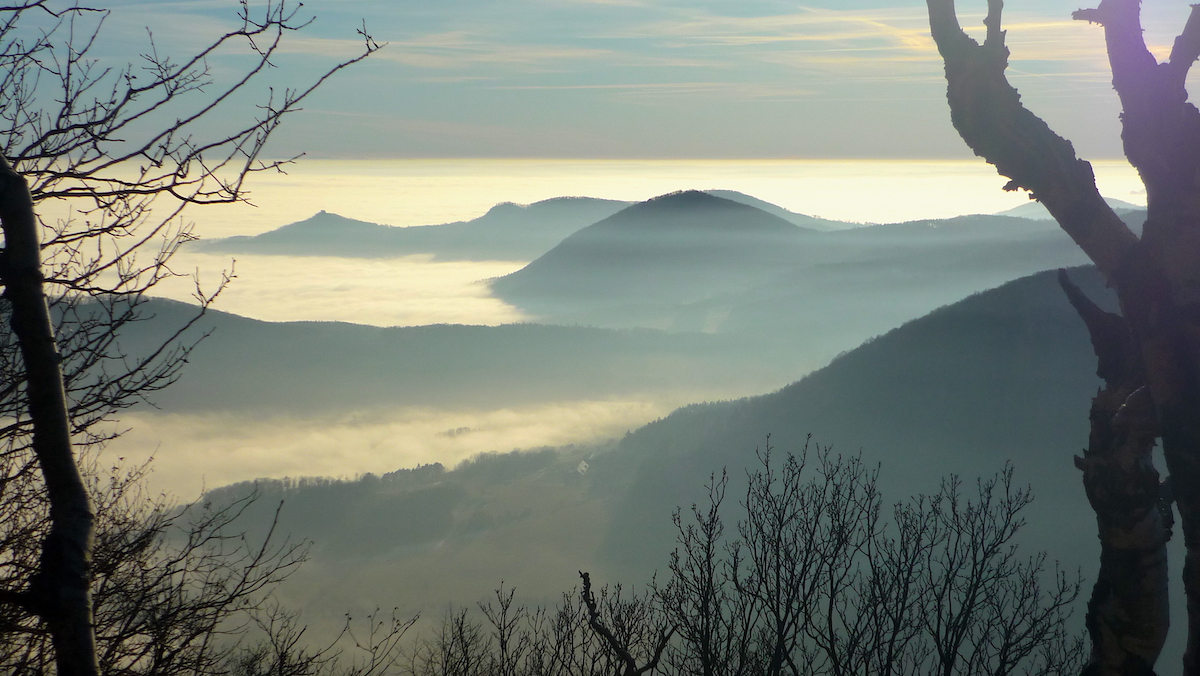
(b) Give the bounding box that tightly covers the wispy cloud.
[604,6,1110,80]
[614,6,936,49]
[270,31,610,69]
[490,81,813,99]
[538,0,651,5]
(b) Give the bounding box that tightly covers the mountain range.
[114,298,803,415]
[489,190,816,309]
[156,189,1148,424]
[486,191,1121,357]
[188,190,854,262]
[149,185,1183,660]
[197,265,1118,626]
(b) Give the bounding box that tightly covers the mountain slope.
[196,266,1120,639]
[705,190,860,231]
[596,265,1111,570]
[489,190,814,309]
[112,298,805,414]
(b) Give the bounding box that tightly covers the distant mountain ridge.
[194,266,1125,643]
[111,296,807,414]
[190,191,1145,264]
[489,190,815,308]
[190,196,630,261]
[996,196,1145,220]
[488,192,1101,341]
[189,191,853,261]
[185,189,1145,376]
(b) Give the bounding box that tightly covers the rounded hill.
[490,190,813,309]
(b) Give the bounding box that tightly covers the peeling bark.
[0,154,98,676]
[1061,271,1169,675]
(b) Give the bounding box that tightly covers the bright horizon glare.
[131,157,1148,329]
[185,158,1146,240]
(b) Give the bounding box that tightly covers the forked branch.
[580,571,675,676]
[925,0,1138,279]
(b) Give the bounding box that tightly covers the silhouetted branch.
[0,1,380,671]
[1057,269,1139,384]
[580,571,675,676]
[925,0,1138,278]
[1168,6,1200,82]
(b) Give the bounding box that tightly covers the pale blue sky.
[88,0,1200,159]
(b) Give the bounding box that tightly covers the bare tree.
[0,459,414,676]
[407,443,1082,676]
[0,0,380,672]
[923,1,1198,672]
[579,572,675,676]
[659,441,1083,676]
[403,575,686,676]
[659,471,760,676]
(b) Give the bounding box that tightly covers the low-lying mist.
[154,252,528,326]
[103,397,690,497]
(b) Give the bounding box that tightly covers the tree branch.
[1168,5,1200,82]
[1072,0,1157,88]
[1057,269,1139,384]
[925,0,1139,280]
[579,571,675,676]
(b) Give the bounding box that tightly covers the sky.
[25,0,1173,497]
[79,0,1200,160]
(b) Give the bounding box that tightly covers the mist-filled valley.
[86,186,1164,661]
[119,189,1131,493]
[13,0,1200,669]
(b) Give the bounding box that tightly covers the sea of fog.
[104,158,1146,497]
[153,158,1145,327]
[182,158,1146,238]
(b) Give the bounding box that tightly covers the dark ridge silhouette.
[106,297,804,414]
[489,190,814,309]
[595,265,1110,572]
[704,189,859,231]
[191,267,1117,626]
[190,196,632,261]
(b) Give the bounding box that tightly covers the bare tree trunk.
[925,1,1200,673]
[0,154,98,676]
[1075,6,1200,672]
[1060,271,1170,674]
